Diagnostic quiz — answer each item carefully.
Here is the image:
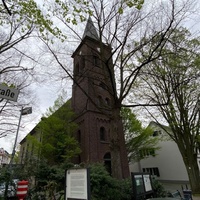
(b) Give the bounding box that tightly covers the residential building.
[130,121,191,185]
[0,148,10,166]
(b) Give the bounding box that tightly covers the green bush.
[89,163,133,200]
[152,178,167,197]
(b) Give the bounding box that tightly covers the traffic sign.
[0,84,19,102]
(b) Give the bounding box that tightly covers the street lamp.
[9,107,32,166]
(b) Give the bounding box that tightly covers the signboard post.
[65,168,90,200]
[0,84,19,102]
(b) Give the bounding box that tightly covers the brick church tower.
[71,17,129,178]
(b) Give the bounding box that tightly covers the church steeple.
[82,16,99,40]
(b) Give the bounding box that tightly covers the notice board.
[131,172,154,200]
[65,168,90,200]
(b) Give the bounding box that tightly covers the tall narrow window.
[100,127,106,141]
[105,98,110,106]
[81,56,85,69]
[97,95,103,106]
[78,130,81,143]
[104,153,111,175]
[76,63,80,74]
[93,55,100,66]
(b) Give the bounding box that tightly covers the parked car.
[0,184,16,197]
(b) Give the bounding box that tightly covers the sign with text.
[143,174,152,192]
[66,168,90,200]
[131,172,154,200]
[0,84,19,102]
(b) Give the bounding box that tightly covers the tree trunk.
[183,153,200,195]
[110,107,130,179]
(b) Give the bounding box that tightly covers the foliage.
[24,160,74,200]
[121,108,159,162]
[89,163,133,200]
[28,96,81,165]
[139,27,200,193]
[152,178,167,198]
[23,161,133,200]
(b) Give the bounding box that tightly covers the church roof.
[82,16,99,40]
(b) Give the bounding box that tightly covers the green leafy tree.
[138,27,200,194]
[121,108,159,162]
[37,96,81,165]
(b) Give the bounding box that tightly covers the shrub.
[89,163,133,200]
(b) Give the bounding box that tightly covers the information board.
[66,168,90,200]
[143,174,152,192]
[131,172,154,200]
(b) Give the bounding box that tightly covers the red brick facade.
[71,21,130,178]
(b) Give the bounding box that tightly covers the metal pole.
[9,107,23,166]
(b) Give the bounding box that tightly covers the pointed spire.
[82,16,99,40]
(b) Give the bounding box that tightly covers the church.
[19,17,130,179]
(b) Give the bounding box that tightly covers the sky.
[0,84,68,154]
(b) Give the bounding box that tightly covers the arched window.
[105,98,110,106]
[100,127,106,141]
[97,95,103,106]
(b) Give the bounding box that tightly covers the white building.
[130,121,191,185]
[0,148,10,166]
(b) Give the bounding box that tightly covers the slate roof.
[82,16,99,40]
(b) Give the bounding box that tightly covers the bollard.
[16,180,28,200]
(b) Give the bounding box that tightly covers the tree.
[138,27,200,194]
[0,0,65,138]
[38,0,196,179]
[34,95,81,165]
[121,107,159,162]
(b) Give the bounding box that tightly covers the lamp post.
[4,107,32,199]
[9,107,32,166]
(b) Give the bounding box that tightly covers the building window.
[78,130,81,143]
[100,127,106,141]
[97,95,103,106]
[76,63,80,74]
[104,152,111,175]
[139,149,155,157]
[143,167,160,177]
[93,55,100,67]
[153,130,161,137]
[105,98,110,106]
[81,56,85,69]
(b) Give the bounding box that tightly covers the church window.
[97,95,103,106]
[78,130,81,143]
[100,127,106,141]
[76,63,80,74]
[105,98,110,106]
[93,55,100,66]
[104,153,111,175]
[81,56,85,69]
